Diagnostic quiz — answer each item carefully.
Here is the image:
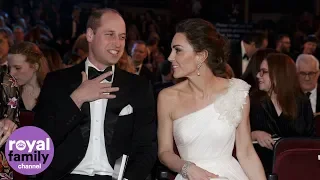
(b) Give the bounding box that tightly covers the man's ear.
[86,28,94,42]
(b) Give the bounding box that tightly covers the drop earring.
[197,63,201,76]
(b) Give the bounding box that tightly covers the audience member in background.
[39,45,63,71]
[117,51,135,73]
[302,35,317,55]
[296,54,320,115]
[0,67,19,179]
[131,40,155,82]
[72,33,89,60]
[241,48,277,92]
[153,60,175,99]
[8,42,49,111]
[13,25,24,44]
[229,32,268,78]
[250,53,315,174]
[62,50,82,68]
[0,28,14,71]
[126,24,141,53]
[275,34,291,54]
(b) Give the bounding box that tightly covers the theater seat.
[271,138,320,180]
[19,110,35,127]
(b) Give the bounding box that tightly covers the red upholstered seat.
[271,138,320,180]
[19,110,35,127]
[315,115,320,137]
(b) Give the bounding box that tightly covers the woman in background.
[8,42,49,111]
[250,53,315,173]
[0,66,19,179]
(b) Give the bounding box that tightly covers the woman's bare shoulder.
[158,81,187,104]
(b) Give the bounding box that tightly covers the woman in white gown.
[157,18,266,180]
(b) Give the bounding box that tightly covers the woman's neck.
[187,69,219,99]
[269,91,278,102]
[23,75,40,93]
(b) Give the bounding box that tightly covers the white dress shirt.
[241,41,250,74]
[71,58,114,176]
[135,64,143,75]
[307,86,317,113]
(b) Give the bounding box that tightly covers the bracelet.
[180,161,194,179]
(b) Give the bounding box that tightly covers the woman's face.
[168,33,200,79]
[256,60,272,92]
[8,54,37,86]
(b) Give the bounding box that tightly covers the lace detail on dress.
[215,78,251,127]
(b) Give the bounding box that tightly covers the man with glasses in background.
[296,54,320,115]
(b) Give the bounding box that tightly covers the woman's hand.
[0,118,18,147]
[187,164,219,180]
[252,131,274,150]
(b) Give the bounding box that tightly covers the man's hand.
[0,118,18,147]
[71,71,119,108]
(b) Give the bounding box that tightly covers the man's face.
[303,42,317,54]
[131,43,148,64]
[86,12,126,67]
[298,60,319,92]
[280,37,291,53]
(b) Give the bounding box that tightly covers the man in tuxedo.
[296,54,320,114]
[34,8,157,180]
[131,40,155,83]
[229,32,267,78]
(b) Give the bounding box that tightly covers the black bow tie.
[88,66,113,81]
[135,67,140,72]
[305,92,312,98]
[243,54,249,60]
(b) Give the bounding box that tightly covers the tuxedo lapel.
[104,67,132,146]
[66,61,91,145]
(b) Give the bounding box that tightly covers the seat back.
[315,115,320,137]
[19,110,35,127]
[272,138,320,180]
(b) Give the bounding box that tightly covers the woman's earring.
[197,63,201,76]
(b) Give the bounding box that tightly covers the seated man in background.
[296,54,320,115]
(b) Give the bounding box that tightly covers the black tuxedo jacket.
[139,65,155,83]
[229,42,243,78]
[33,61,157,180]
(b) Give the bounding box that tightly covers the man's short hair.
[242,32,267,48]
[296,54,320,70]
[276,34,290,43]
[86,8,122,33]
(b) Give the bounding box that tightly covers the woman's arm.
[2,73,19,125]
[157,89,218,179]
[236,96,266,180]
[157,90,185,172]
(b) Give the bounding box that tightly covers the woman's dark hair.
[266,53,302,120]
[175,18,229,76]
[242,48,277,88]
